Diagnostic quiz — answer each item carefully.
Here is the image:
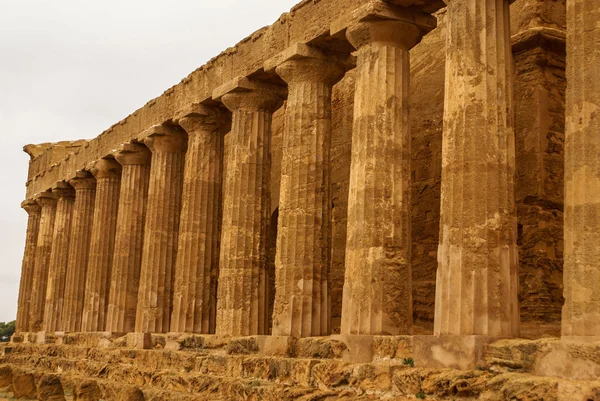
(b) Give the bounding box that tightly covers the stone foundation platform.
[0,334,599,400]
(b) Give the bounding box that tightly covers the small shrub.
[416,391,426,399]
[402,357,414,367]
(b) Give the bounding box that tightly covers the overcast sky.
[0,0,299,323]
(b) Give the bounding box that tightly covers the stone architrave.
[81,159,122,332]
[265,44,346,338]
[15,199,42,333]
[43,182,75,332]
[63,172,96,332]
[171,104,229,334]
[434,0,520,337]
[562,0,600,338]
[340,18,424,335]
[106,143,152,334]
[212,77,285,336]
[136,125,187,334]
[29,191,58,332]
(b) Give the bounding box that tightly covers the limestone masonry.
[3,0,600,400]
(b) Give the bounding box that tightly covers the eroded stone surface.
[435,0,520,337]
[562,0,600,338]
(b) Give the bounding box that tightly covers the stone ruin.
[2,0,599,399]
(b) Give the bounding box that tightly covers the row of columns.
[15,0,599,340]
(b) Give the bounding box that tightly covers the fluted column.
[212,77,284,336]
[43,182,75,332]
[136,125,187,333]
[171,104,229,334]
[15,199,42,333]
[63,172,96,332]
[266,44,345,337]
[434,0,519,337]
[562,0,600,338]
[81,159,121,332]
[29,191,57,332]
[106,143,151,333]
[341,20,422,336]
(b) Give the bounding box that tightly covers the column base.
[535,338,600,381]
[412,335,504,370]
[10,333,25,343]
[331,334,375,363]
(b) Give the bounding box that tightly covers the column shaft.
[106,143,151,333]
[435,0,519,336]
[82,159,121,332]
[43,183,75,332]
[214,79,283,336]
[15,200,41,333]
[29,192,57,332]
[342,21,420,335]
[562,0,600,337]
[136,126,187,333]
[271,53,344,337]
[171,105,227,334]
[63,174,96,332]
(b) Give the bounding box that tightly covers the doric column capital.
[213,77,286,113]
[330,2,435,51]
[114,142,152,166]
[21,199,41,215]
[51,181,75,199]
[68,171,96,191]
[265,43,350,86]
[87,158,122,180]
[174,103,231,137]
[35,190,58,208]
[346,20,422,51]
[141,124,188,154]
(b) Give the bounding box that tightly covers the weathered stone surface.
[106,143,151,334]
[74,380,101,401]
[30,191,58,332]
[562,0,600,338]
[512,0,566,340]
[63,172,96,333]
[213,78,284,336]
[0,366,12,388]
[44,182,75,332]
[171,104,229,334]
[11,370,36,399]
[341,18,423,336]
[435,0,520,337]
[117,387,145,401]
[37,375,66,401]
[82,158,122,332]
[269,44,346,338]
[15,200,41,333]
[136,124,187,333]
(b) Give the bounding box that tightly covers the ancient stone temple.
[2,0,600,400]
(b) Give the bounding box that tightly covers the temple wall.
[21,0,569,338]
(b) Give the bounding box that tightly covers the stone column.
[171,104,229,334]
[63,172,96,332]
[434,0,519,337]
[15,199,42,333]
[136,125,187,333]
[29,191,57,332]
[81,159,121,332]
[562,0,600,338]
[43,182,75,332]
[106,143,151,333]
[341,19,422,336]
[212,77,284,336]
[265,44,345,337]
